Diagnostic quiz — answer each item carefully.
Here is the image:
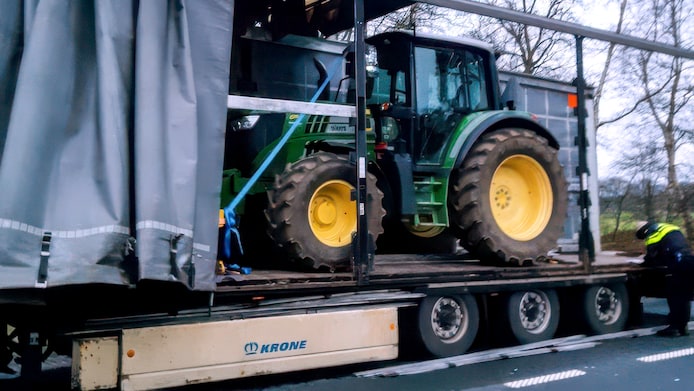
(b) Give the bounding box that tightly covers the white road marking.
[503,369,587,388]
[637,348,694,363]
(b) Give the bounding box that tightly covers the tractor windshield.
[415,46,489,114]
[414,45,490,163]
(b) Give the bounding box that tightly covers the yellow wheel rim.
[309,180,356,247]
[405,223,445,238]
[489,155,553,241]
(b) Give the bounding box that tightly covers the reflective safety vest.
[645,223,681,246]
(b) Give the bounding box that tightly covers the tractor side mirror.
[365,66,378,99]
[345,51,376,100]
[500,76,521,111]
[345,51,355,78]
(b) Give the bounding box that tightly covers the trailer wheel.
[417,294,479,357]
[582,283,629,334]
[506,289,559,344]
[3,323,62,378]
[449,128,567,265]
[1,324,12,371]
[266,152,385,270]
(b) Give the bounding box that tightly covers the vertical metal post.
[574,36,595,271]
[19,330,42,379]
[353,0,370,284]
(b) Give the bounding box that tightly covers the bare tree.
[613,131,668,222]
[370,4,451,34]
[332,4,451,41]
[592,0,629,133]
[599,177,633,240]
[460,0,578,79]
[627,0,694,239]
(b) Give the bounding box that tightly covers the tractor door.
[412,45,491,164]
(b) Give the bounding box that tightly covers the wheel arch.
[305,140,356,156]
[453,114,560,169]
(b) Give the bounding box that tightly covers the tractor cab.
[367,32,500,167]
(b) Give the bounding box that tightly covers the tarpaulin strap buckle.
[169,233,183,279]
[35,232,52,288]
[187,260,196,289]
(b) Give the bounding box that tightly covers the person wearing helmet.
[636,221,694,337]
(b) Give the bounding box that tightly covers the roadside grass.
[600,213,644,255]
[599,213,693,255]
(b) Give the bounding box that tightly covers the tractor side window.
[366,66,390,105]
[453,51,489,112]
[414,47,446,115]
[414,46,456,163]
[393,71,407,104]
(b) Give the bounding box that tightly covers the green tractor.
[223,31,567,270]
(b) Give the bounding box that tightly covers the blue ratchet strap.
[222,55,345,260]
[223,207,241,259]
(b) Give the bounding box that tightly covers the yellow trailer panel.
[72,307,398,391]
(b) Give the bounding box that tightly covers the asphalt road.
[2,298,693,391]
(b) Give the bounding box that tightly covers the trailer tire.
[266,152,385,271]
[417,294,479,357]
[582,283,629,334]
[506,289,559,344]
[449,128,567,265]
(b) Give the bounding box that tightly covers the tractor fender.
[451,111,560,169]
[305,140,355,156]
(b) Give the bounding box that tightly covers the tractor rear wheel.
[266,152,385,270]
[449,128,567,265]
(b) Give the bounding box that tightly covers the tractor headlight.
[380,116,399,143]
[230,115,260,131]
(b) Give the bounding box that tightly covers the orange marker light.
[127,349,135,358]
[567,93,578,109]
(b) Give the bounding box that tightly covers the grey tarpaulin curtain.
[0,0,233,291]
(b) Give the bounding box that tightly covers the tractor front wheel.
[266,152,385,270]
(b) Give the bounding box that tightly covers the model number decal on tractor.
[325,124,352,133]
[244,340,308,355]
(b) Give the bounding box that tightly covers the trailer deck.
[215,252,648,295]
